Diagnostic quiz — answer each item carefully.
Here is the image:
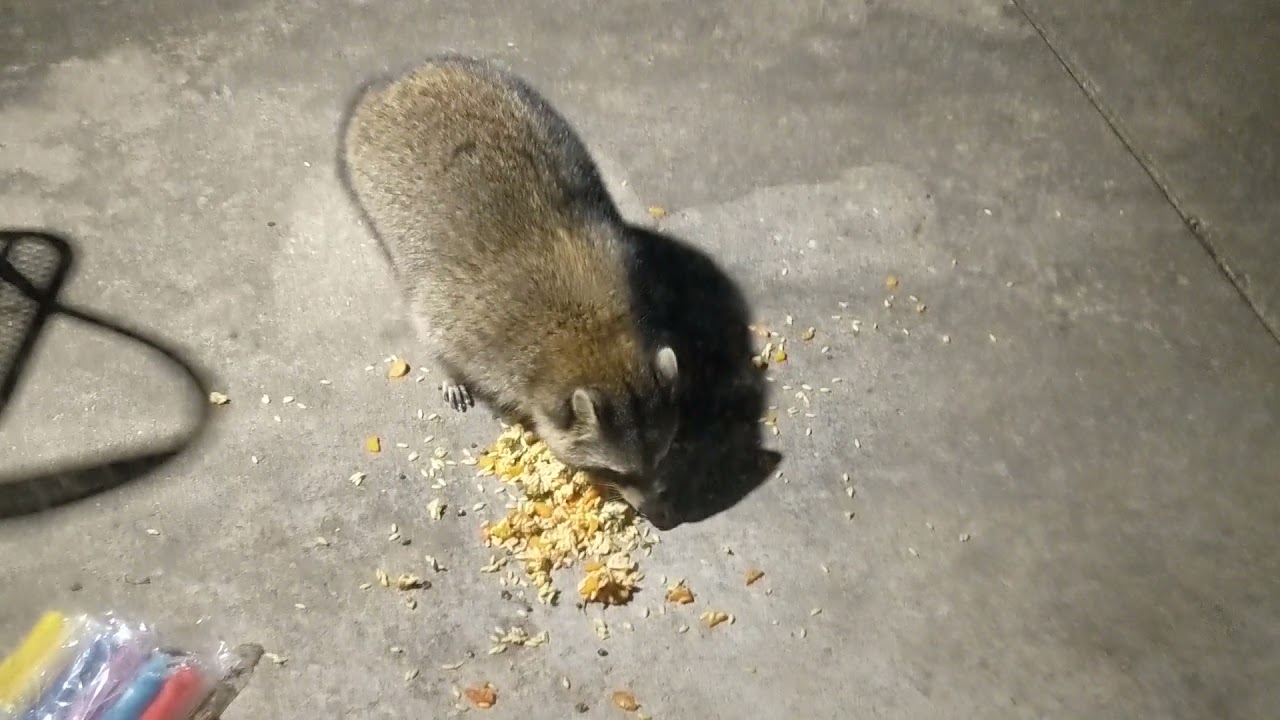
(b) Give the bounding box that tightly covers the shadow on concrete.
[0,229,214,520]
[626,225,781,529]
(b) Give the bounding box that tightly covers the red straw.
[138,664,208,720]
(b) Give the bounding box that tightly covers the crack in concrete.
[1010,0,1280,350]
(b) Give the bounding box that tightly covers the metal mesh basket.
[0,231,72,423]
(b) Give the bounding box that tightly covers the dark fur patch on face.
[533,346,681,526]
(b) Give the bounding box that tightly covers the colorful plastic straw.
[0,612,83,716]
[95,653,169,720]
[137,664,208,720]
[21,625,111,720]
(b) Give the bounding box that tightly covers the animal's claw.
[441,381,474,412]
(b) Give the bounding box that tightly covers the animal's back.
[340,55,620,288]
[339,56,641,403]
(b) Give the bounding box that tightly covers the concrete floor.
[2,0,1278,718]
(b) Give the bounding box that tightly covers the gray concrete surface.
[2,1,1278,718]
[1019,0,1280,338]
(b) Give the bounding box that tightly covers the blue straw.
[93,654,170,720]
[20,631,111,720]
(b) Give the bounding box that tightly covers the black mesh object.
[0,231,72,424]
[0,230,216,518]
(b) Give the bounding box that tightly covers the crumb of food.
[396,573,428,591]
[665,581,695,605]
[579,555,641,606]
[477,424,655,605]
[744,568,765,586]
[885,274,899,291]
[800,327,816,341]
[427,498,447,520]
[365,436,381,453]
[465,683,497,709]
[611,690,640,712]
[208,391,230,405]
[647,206,667,218]
[491,626,550,649]
[701,611,731,628]
[773,350,788,363]
[262,653,288,665]
[387,357,410,379]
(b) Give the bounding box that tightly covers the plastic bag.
[0,611,230,720]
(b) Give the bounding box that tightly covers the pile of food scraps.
[477,424,656,605]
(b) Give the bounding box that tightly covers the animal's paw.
[441,381,474,412]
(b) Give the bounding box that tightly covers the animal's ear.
[544,388,598,430]
[570,387,599,427]
[654,346,679,387]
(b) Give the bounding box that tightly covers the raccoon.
[338,55,681,526]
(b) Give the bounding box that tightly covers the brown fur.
[338,55,680,523]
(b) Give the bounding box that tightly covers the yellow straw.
[0,611,78,715]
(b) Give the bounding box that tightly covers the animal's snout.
[638,497,679,531]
